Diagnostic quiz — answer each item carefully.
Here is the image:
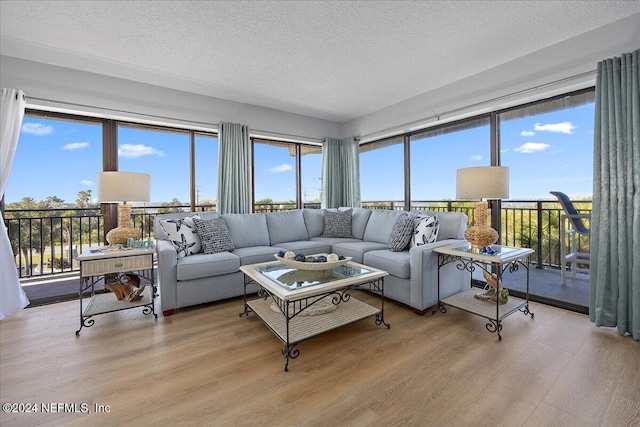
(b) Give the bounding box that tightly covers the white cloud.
[267,164,293,173]
[21,122,53,136]
[534,122,576,134]
[470,155,482,161]
[514,142,550,153]
[62,142,89,150]
[80,180,93,186]
[118,144,165,158]
[520,130,535,137]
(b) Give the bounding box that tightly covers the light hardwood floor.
[1,291,638,427]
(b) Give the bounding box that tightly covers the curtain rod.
[26,95,327,143]
[26,96,219,129]
[357,69,597,143]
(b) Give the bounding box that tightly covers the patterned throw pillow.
[321,209,353,238]
[411,214,440,247]
[159,215,201,258]
[192,217,236,254]
[389,214,414,252]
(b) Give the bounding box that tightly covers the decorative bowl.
[274,254,352,271]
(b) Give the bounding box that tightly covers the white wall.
[0,55,341,142]
[341,14,640,142]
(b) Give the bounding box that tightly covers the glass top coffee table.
[240,256,389,371]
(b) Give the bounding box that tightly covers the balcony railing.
[4,199,591,278]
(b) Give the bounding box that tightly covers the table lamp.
[456,166,509,250]
[98,172,151,245]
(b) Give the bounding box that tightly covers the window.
[410,117,490,206]
[499,91,595,199]
[117,124,190,205]
[251,139,321,211]
[5,113,103,287]
[194,133,218,210]
[6,114,102,205]
[252,139,303,211]
[360,136,404,208]
[300,144,322,207]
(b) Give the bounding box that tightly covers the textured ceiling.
[1,1,639,123]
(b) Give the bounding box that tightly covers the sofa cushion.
[193,217,235,254]
[155,212,219,240]
[340,207,371,240]
[364,250,411,279]
[276,240,332,255]
[310,236,362,246]
[232,246,285,266]
[176,252,240,281]
[223,213,271,248]
[159,215,202,258]
[412,214,439,247]
[266,210,309,245]
[389,213,414,252]
[322,208,352,238]
[412,210,468,240]
[363,209,405,244]
[302,209,325,238]
[331,241,390,264]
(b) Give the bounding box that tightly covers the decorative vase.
[464,201,498,250]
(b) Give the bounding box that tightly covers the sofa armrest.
[408,239,470,311]
[156,239,178,313]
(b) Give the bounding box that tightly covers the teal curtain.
[591,49,640,341]
[321,137,360,208]
[217,122,252,214]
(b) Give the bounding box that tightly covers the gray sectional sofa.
[154,208,470,316]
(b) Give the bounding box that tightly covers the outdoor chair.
[550,191,590,284]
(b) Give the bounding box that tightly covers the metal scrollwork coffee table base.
[240,259,390,371]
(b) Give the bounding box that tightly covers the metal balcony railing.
[4,199,591,278]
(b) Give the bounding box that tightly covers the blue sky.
[6,102,594,205]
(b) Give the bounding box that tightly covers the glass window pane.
[360,136,404,206]
[410,117,490,204]
[253,140,297,209]
[300,144,322,207]
[195,133,218,210]
[117,125,190,205]
[499,93,595,199]
[7,115,102,204]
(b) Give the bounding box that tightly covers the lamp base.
[464,225,498,250]
[105,204,141,245]
[106,227,142,245]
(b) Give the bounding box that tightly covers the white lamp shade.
[97,172,150,203]
[456,166,509,199]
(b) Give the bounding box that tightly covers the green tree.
[5,195,66,269]
[158,198,184,214]
[76,189,92,207]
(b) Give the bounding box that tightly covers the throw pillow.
[192,217,236,254]
[321,209,353,238]
[159,215,202,258]
[389,214,414,252]
[412,214,440,247]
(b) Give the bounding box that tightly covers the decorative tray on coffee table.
[274,254,352,271]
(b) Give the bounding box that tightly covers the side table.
[433,244,535,340]
[76,247,156,335]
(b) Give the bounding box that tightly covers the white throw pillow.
[411,214,439,247]
[159,215,202,258]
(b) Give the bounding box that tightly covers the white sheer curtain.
[1,88,30,320]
